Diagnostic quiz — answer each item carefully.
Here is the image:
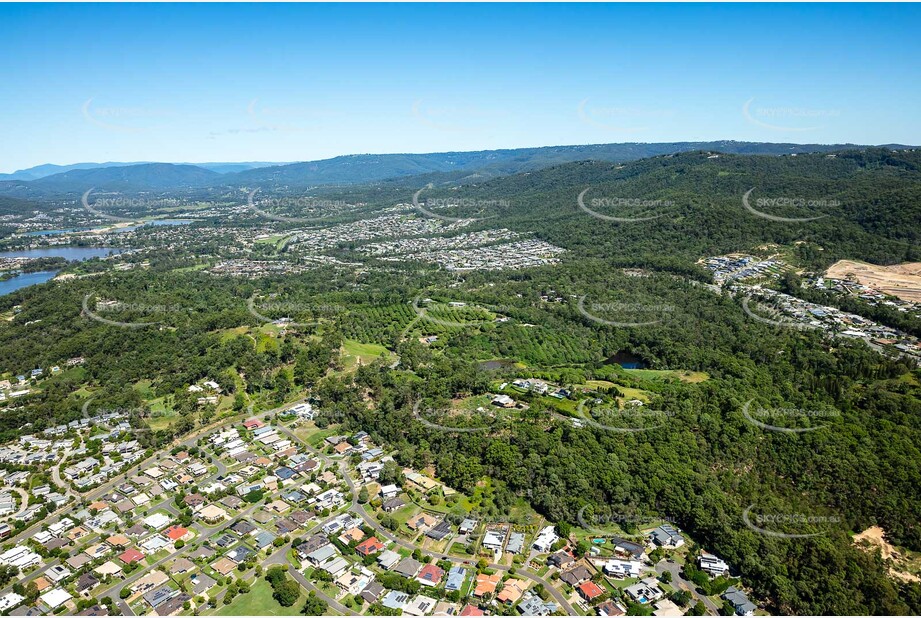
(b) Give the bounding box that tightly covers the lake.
[0,247,124,296]
[0,271,58,296]
[0,247,123,261]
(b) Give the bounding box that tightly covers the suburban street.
[271,420,581,616]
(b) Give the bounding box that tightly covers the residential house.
[445,566,468,592]
[532,525,559,552]
[518,592,558,616]
[506,531,525,554]
[381,591,410,612]
[482,529,506,552]
[560,564,593,586]
[426,520,452,541]
[376,549,401,570]
[699,553,730,577]
[722,587,757,616]
[355,537,385,557]
[649,524,684,549]
[611,537,646,561]
[335,570,371,596]
[190,573,217,596]
[403,595,438,617]
[394,557,422,578]
[199,504,228,524]
[497,578,527,604]
[407,512,437,531]
[625,577,664,604]
[129,570,169,596]
[459,518,478,534]
[474,573,501,597]
[417,563,445,587]
[578,581,605,603]
[75,573,100,596]
[210,558,236,576]
[548,550,575,569]
[360,581,384,605]
[119,549,145,565]
[602,559,643,579]
[382,497,405,512]
[597,600,627,616]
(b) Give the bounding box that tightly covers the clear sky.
[1,2,919,172]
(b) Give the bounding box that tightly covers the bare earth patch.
[854,526,921,583]
[826,260,921,302]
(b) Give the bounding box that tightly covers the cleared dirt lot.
[826,260,921,302]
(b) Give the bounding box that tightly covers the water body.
[0,247,123,261]
[0,247,125,296]
[604,351,647,369]
[0,271,58,296]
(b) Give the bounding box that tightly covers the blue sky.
[1,3,919,172]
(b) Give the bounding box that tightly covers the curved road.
[655,559,720,615]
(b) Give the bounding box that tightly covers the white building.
[532,525,559,552]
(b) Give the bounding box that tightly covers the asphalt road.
[655,559,720,615]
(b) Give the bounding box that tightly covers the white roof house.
[144,512,171,529]
[532,525,559,552]
[0,592,24,612]
[40,588,72,610]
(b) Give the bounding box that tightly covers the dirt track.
[825,260,921,302]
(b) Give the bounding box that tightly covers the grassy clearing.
[623,369,709,383]
[617,386,653,403]
[585,380,617,389]
[211,578,304,616]
[340,339,395,371]
[293,423,341,448]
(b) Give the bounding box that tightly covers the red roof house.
[118,548,145,564]
[578,580,605,602]
[164,525,190,541]
[459,605,484,617]
[355,536,385,557]
[416,563,445,586]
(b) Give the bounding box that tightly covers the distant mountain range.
[0,161,282,181]
[25,163,222,192]
[0,141,915,197]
